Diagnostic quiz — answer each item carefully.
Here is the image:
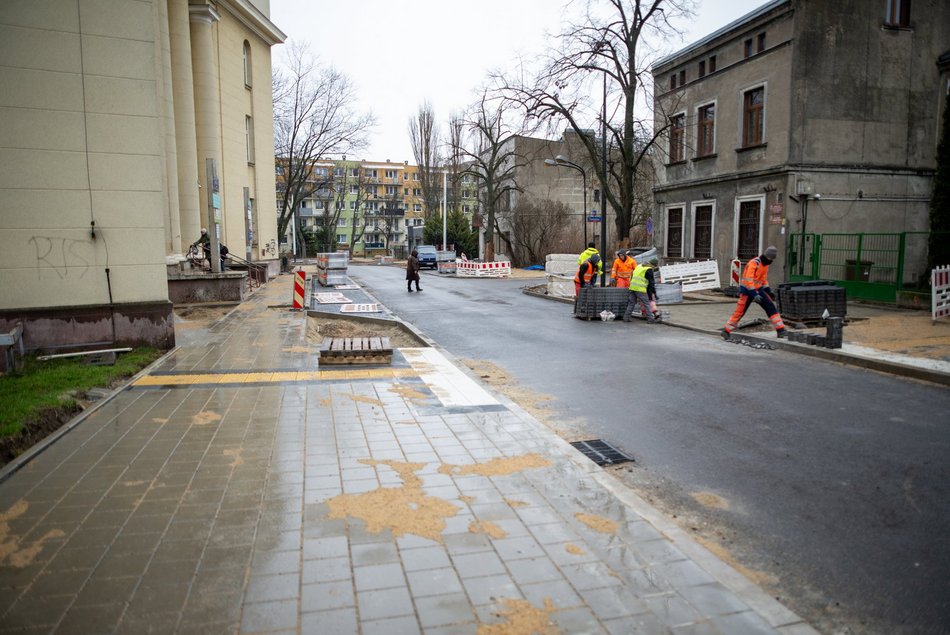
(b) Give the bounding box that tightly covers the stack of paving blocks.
[776,280,847,320]
[787,317,844,349]
[574,287,629,319]
[317,252,348,287]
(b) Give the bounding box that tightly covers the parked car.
[416,245,438,269]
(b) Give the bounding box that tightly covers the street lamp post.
[600,71,608,287]
[544,156,588,247]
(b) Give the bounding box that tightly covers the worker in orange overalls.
[610,250,637,288]
[722,245,787,339]
[574,253,601,296]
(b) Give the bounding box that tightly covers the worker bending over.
[574,253,601,296]
[722,245,787,339]
[577,242,603,282]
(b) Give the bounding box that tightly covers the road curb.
[522,286,950,387]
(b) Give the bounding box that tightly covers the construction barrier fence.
[292,271,306,309]
[456,261,511,278]
[933,265,950,322]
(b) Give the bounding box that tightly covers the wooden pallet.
[319,336,393,365]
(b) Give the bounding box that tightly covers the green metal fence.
[787,232,942,303]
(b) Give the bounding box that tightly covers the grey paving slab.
[0,274,817,635]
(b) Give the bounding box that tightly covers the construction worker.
[577,242,603,281]
[623,257,660,323]
[574,253,601,296]
[723,245,787,338]
[610,249,637,288]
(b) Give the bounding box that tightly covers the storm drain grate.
[569,439,634,466]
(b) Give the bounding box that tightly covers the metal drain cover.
[570,439,634,466]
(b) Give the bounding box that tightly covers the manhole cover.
[569,439,634,466]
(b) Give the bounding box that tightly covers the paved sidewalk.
[0,274,817,634]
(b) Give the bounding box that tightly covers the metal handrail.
[226,253,268,290]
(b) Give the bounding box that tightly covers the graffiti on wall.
[28,236,100,279]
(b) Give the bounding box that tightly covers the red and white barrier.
[292,271,306,309]
[456,261,511,278]
[730,259,741,286]
[932,265,950,322]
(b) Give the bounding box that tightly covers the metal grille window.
[742,87,764,147]
[885,0,911,26]
[694,205,713,258]
[697,104,715,157]
[666,207,683,258]
[737,201,761,260]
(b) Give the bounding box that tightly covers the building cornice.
[653,0,791,72]
[653,164,934,193]
[217,0,287,46]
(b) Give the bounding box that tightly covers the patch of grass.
[0,348,163,438]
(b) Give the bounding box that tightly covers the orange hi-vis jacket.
[574,261,598,285]
[611,256,637,281]
[740,257,771,291]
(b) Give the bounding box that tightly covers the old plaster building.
[0,0,284,356]
[652,0,949,299]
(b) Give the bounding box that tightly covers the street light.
[544,156,588,247]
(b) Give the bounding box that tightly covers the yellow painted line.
[132,367,419,387]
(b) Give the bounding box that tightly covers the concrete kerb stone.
[0,344,182,485]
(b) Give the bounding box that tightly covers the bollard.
[825,317,843,349]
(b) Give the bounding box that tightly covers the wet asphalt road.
[350,264,950,634]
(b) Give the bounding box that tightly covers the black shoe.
[408,289,414,293]
[720,329,730,340]
[776,328,788,338]
[417,288,422,292]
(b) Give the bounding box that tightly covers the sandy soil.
[305,315,424,348]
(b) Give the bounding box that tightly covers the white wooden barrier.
[456,261,511,278]
[932,265,950,322]
[658,260,721,292]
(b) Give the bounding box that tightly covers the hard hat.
[764,245,778,259]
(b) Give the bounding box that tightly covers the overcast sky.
[269,0,765,163]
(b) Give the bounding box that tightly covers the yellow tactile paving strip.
[132,367,420,387]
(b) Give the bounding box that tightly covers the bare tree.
[493,0,691,245]
[273,43,375,257]
[408,103,443,219]
[335,164,371,254]
[446,114,465,214]
[500,198,574,266]
[453,93,525,262]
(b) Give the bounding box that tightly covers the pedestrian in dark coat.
[406,250,422,292]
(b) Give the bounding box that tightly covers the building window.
[885,0,911,26]
[697,104,715,157]
[337,234,347,244]
[367,169,378,178]
[349,201,356,209]
[385,169,397,179]
[744,38,753,58]
[244,115,255,164]
[742,87,765,147]
[698,60,706,78]
[242,41,252,87]
[666,207,683,258]
[670,74,677,90]
[669,113,685,163]
[593,189,600,202]
[737,200,761,260]
[351,168,359,177]
[678,70,686,86]
[404,187,409,195]
[338,218,347,227]
[334,167,344,177]
[757,32,766,52]
[709,55,717,72]
[694,204,713,258]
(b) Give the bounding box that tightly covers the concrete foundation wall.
[167,273,247,303]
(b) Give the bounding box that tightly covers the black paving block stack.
[777,281,847,320]
[574,287,630,319]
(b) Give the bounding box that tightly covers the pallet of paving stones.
[574,287,629,320]
[776,280,847,320]
[319,336,392,365]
